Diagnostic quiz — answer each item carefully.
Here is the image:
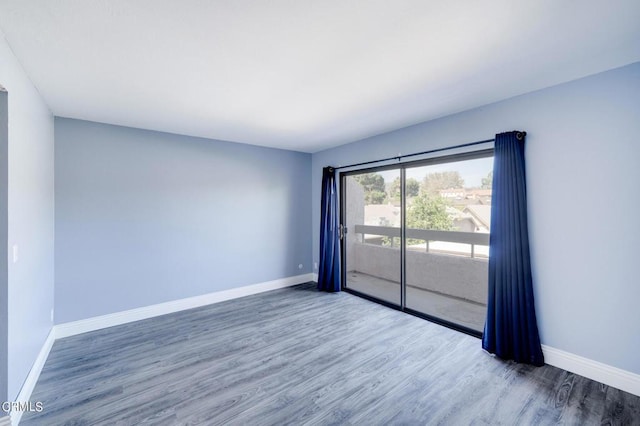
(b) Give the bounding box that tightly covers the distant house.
[443,206,478,233]
[463,204,492,232]
[465,188,492,199]
[439,188,466,199]
[364,204,400,227]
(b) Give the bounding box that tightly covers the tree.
[481,171,493,189]
[368,190,387,204]
[406,193,453,231]
[406,178,420,197]
[354,173,387,204]
[421,171,464,195]
[389,178,400,199]
[389,177,420,199]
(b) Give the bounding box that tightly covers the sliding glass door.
[342,168,401,306]
[404,154,493,333]
[341,151,493,335]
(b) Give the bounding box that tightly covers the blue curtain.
[482,131,544,366]
[318,167,341,292]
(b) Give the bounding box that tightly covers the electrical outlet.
[12,244,18,263]
[50,309,54,322]
[314,262,318,270]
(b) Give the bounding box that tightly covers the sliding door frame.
[339,148,494,338]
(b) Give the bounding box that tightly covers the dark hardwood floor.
[21,282,640,425]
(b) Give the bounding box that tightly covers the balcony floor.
[346,271,486,333]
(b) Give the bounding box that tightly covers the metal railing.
[354,225,489,258]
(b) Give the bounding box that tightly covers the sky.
[375,156,493,188]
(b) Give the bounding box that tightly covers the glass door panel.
[343,169,401,306]
[404,156,493,333]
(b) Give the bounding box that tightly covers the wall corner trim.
[10,328,56,425]
[542,344,640,397]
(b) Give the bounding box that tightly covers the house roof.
[464,205,492,229]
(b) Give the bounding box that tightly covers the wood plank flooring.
[21,282,640,425]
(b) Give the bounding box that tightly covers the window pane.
[404,155,493,332]
[343,170,401,306]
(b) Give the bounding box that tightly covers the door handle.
[339,224,347,240]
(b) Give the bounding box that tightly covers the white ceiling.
[0,1,639,153]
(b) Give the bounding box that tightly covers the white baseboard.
[313,273,318,282]
[542,344,640,396]
[55,273,313,339]
[10,328,56,425]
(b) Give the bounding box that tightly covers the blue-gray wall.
[0,34,55,401]
[312,62,640,375]
[55,118,312,323]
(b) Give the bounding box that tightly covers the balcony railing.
[354,225,489,258]
[347,224,490,331]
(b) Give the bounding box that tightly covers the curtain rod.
[331,137,498,171]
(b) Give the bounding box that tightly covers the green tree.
[406,193,453,231]
[406,178,420,197]
[382,192,454,248]
[369,190,387,204]
[481,171,493,189]
[389,177,420,199]
[354,173,387,204]
[421,171,464,195]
